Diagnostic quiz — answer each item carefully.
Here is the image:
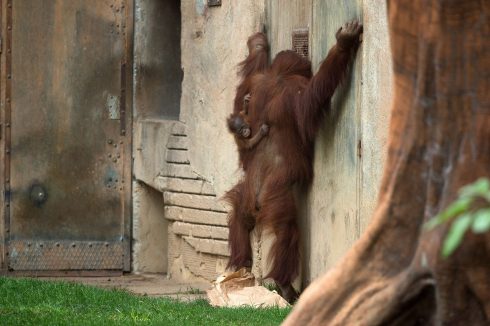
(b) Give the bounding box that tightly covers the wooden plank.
[359,0,392,234]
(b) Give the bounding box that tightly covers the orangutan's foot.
[278,283,299,304]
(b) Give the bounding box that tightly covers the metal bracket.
[292,28,309,59]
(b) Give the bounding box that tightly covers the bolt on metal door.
[2,0,133,273]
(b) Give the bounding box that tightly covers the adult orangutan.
[225,21,363,302]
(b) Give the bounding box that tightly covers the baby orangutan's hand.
[260,124,269,136]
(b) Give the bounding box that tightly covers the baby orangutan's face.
[240,126,251,138]
[227,114,251,139]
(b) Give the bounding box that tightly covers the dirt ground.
[37,273,211,301]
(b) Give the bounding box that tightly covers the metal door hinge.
[120,62,126,136]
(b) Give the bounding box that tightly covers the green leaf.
[442,197,472,220]
[442,213,472,258]
[484,192,490,202]
[459,178,490,199]
[471,208,490,233]
[425,197,472,230]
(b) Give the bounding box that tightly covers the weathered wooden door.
[2,0,132,273]
[267,0,392,282]
[306,0,362,281]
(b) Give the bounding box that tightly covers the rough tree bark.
[284,0,490,325]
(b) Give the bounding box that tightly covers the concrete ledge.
[133,119,188,190]
[43,274,210,299]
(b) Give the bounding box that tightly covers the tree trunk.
[284,0,490,324]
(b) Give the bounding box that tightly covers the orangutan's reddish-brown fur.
[225,21,363,301]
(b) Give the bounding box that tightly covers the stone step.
[156,177,215,195]
[169,235,228,281]
[167,135,188,150]
[183,236,229,257]
[172,221,228,240]
[166,149,190,164]
[164,206,228,226]
[170,122,187,136]
[163,192,227,212]
[162,164,198,179]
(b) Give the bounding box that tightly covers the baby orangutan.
[227,94,269,150]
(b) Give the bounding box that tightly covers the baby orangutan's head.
[227,114,251,139]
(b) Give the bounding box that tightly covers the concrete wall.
[132,0,183,273]
[132,180,168,273]
[131,0,267,280]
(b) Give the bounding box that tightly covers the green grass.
[0,277,291,325]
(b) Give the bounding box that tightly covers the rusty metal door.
[2,0,133,273]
